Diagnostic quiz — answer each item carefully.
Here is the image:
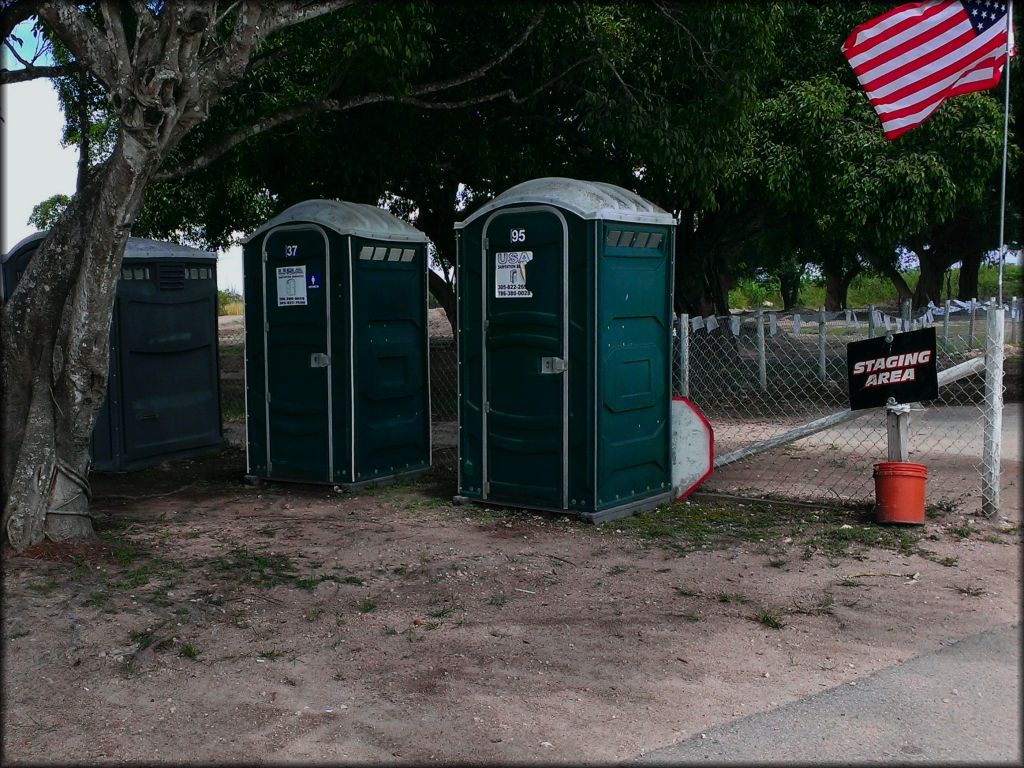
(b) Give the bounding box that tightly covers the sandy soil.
[2,448,1020,764]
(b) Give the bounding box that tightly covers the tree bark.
[2,134,154,547]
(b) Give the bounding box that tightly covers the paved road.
[636,624,1021,764]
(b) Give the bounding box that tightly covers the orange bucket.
[873,462,927,524]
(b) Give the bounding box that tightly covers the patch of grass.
[806,523,921,560]
[208,545,300,588]
[340,576,365,586]
[717,592,751,605]
[612,500,806,553]
[128,627,157,651]
[27,580,60,594]
[673,585,700,597]
[294,574,334,591]
[946,521,977,539]
[753,608,785,629]
[789,595,835,616]
[304,607,325,622]
[428,605,453,619]
[679,611,701,622]
[258,649,285,661]
[768,556,788,568]
[357,598,378,613]
[949,584,985,596]
[424,620,443,630]
[607,564,630,576]
[488,593,509,607]
[179,643,200,659]
[383,626,399,636]
[257,527,277,538]
[835,578,866,588]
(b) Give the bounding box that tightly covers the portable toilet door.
[454,177,676,523]
[242,199,431,486]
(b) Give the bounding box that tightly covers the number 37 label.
[495,251,533,298]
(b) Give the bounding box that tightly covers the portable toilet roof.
[454,177,677,229]
[244,199,429,244]
[2,231,214,302]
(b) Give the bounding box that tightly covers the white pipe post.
[1013,298,1019,344]
[679,314,689,399]
[817,307,827,381]
[868,304,877,338]
[943,299,951,346]
[756,308,767,392]
[968,298,977,351]
[901,298,911,332]
[982,308,1005,518]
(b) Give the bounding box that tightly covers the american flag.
[842,1,1015,140]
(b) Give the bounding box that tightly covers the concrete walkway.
[636,624,1021,764]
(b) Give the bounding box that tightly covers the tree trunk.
[823,270,843,311]
[913,251,947,308]
[957,251,983,302]
[778,263,803,310]
[879,262,913,304]
[2,134,156,549]
[428,268,456,333]
[838,263,862,310]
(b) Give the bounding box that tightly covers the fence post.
[901,298,911,332]
[942,299,951,346]
[981,308,1005,518]
[968,297,977,350]
[756,309,767,391]
[868,304,876,338]
[886,401,911,462]
[1013,297,1019,344]
[679,314,689,399]
[817,307,827,381]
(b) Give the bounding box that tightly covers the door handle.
[309,353,330,368]
[540,356,567,374]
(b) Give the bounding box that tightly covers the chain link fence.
[218,299,1020,512]
[677,299,1021,513]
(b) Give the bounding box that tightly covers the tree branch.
[35,2,119,89]
[0,62,78,85]
[155,10,557,182]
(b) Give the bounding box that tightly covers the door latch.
[309,352,330,368]
[540,356,567,374]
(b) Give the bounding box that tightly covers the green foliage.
[28,195,71,230]
[217,289,242,313]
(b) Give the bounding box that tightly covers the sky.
[1,25,246,293]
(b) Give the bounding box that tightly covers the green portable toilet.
[242,199,431,486]
[454,177,676,523]
[1,232,222,471]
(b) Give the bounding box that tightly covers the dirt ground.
[2,446,1020,764]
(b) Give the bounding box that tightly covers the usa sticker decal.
[495,251,533,298]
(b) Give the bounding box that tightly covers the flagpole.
[997,0,1013,306]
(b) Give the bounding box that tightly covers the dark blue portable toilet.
[2,232,223,471]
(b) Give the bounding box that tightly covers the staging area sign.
[276,265,307,306]
[847,327,938,410]
[495,251,533,298]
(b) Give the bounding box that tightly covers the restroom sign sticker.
[276,265,307,306]
[495,251,533,298]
